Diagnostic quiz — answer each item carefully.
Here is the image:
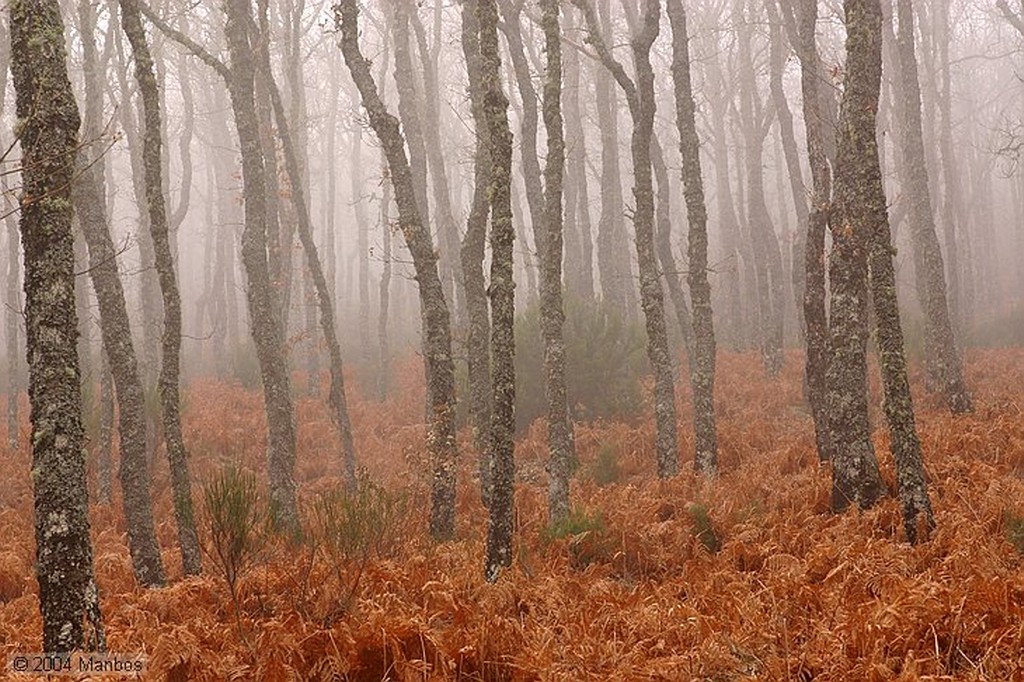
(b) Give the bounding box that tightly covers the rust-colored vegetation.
[2,350,1024,680]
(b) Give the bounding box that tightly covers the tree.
[9,0,105,650]
[140,0,301,531]
[72,20,166,587]
[337,0,460,540]
[827,0,887,511]
[119,0,202,576]
[667,0,718,476]
[539,0,574,524]
[479,0,517,581]
[893,0,971,414]
[572,0,679,479]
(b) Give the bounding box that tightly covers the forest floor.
[1,349,1023,681]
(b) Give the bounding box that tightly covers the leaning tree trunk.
[539,0,574,525]
[479,0,517,582]
[10,0,106,651]
[264,68,359,490]
[573,0,679,479]
[460,0,493,497]
[827,0,887,511]
[120,0,202,576]
[667,0,718,477]
[894,0,971,414]
[782,0,835,462]
[338,0,459,540]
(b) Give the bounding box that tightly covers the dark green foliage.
[591,443,621,487]
[1004,510,1024,556]
[202,466,268,602]
[516,299,645,432]
[687,503,721,553]
[542,507,610,569]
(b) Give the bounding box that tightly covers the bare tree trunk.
[10,0,106,649]
[478,0,517,581]
[120,0,202,575]
[667,0,718,476]
[338,0,459,540]
[460,0,493,493]
[539,0,574,525]
[378,160,393,401]
[782,0,834,461]
[573,0,679,479]
[893,0,971,413]
[563,24,595,303]
[651,138,694,356]
[828,0,886,512]
[97,356,113,504]
[3,179,20,451]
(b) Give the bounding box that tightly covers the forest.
[1,0,1023,678]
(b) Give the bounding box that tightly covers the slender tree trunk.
[338,0,459,540]
[563,24,595,303]
[573,0,679,479]
[651,138,694,356]
[893,0,971,413]
[120,0,202,576]
[3,180,20,451]
[539,0,574,525]
[97,356,113,504]
[460,0,494,494]
[828,0,887,512]
[479,0,517,581]
[667,0,718,476]
[782,0,835,461]
[10,0,106,649]
[378,160,393,401]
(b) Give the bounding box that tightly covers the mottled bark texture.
[563,22,595,303]
[264,68,359,490]
[479,0,517,582]
[72,0,166,587]
[4,182,20,451]
[651,139,694,357]
[539,0,574,525]
[120,0,202,576]
[782,0,834,462]
[572,0,679,479]
[667,0,718,477]
[893,0,971,414]
[338,0,459,540]
[10,0,106,651]
[827,0,886,511]
[460,0,493,499]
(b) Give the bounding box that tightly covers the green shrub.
[591,443,621,487]
[1004,510,1024,556]
[202,466,269,620]
[515,298,646,433]
[542,507,611,569]
[310,474,406,612]
[687,503,722,553]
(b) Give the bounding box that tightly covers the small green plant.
[542,508,610,569]
[202,466,269,643]
[1004,510,1024,555]
[591,443,621,487]
[310,474,406,615]
[687,503,722,553]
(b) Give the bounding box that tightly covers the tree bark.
[479,0,517,582]
[539,0,574,525]
[563,23,595,303]
[10,0,106,650]
[572,0,679,479]
[120,0,202,576]
[667,0,718,477]
[338,0,459,540]
[893,0,971,413]
[828,0,887,511]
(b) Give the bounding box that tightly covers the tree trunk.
[667,0,718,476]
[563,24,595,303]
[338,0,459,540]
[893,0,971,413]
[479,0,517,581]
[827,0,887,512]
[539,0,574,525]
[782,0,834,462]
[651,138,694,356]
[573,0,679,479]
[460,0,493,493]
[378,159,393,401]
[10,0,106,650]
[120,0,202,576]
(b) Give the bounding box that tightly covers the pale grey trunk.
[563,25,595,303]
